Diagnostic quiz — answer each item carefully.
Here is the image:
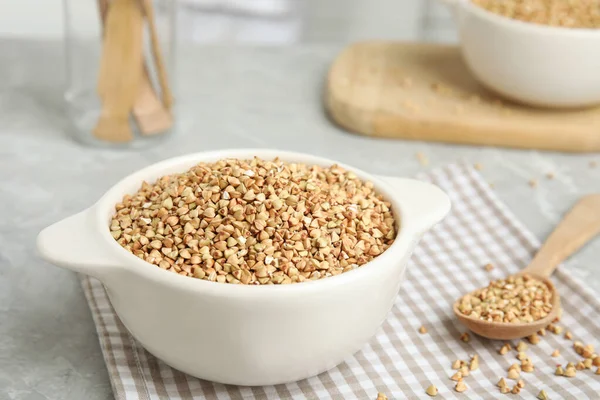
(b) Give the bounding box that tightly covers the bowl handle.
[37,209,122,279]
[378,176,451,234]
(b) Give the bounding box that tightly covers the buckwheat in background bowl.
[441,0,600,108]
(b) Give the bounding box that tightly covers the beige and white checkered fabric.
[81,163,600,399]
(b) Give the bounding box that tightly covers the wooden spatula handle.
[97,0,109,25]
[523,194,600,278]
[94,0,144,143]
[139,0,173,110]
[97,0,171,137]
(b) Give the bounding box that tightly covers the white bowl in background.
[37,149,450,386]
[443,0,600,108]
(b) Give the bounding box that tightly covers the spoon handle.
[523,194,600,278]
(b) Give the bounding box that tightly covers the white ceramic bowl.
[37,149,450,386]
[444,0,600,108]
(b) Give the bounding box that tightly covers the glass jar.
[64,0,176,148]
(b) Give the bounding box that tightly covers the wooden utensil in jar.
[94,0,144,142]
[97,0,172,138]
[133,65,173,135]
[133,0,173,135]
[139,0,174,111]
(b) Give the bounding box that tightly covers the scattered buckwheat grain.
[431,82,453,96]
[548,324,562,335]
[455,381,467,393]
[584,358,593,369]
[508,368,520,380]
[538,328,546,336]
[517,379,525,388]
[522,359,535,372]
[529,333,541,344]
[555,365,564,376]
[576,361,586,370]
[511,385,521,394]
[484,263,494,271]
[552,349,560,357]
[460,365,470,377]
[517,341,528,352]
[457,274,553,323]
[110,158,396,285]
[497,377,507,388]
[546,172,555,180]
[551,325,563,335]
[564,364,577,377]
[470,354,479,371]
[574,341,584,355]
[593,356,600,367]
[517,352,528,361]
[499,343,511,355]
[537,389,549,400]
[564,331,573,340]
[451,371,463,381]
[529,179,538,188]
[452,360,463,370]
[553,312,561,323]
[376,393,388,400]
[419,325,428,334]
[460,332,471,343]
[416,152,429,166]
[596,367,600,375]
[425,384,438,397]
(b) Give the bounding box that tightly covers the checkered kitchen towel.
[81,163,600,399]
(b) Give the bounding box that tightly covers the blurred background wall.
[0,0,458,43]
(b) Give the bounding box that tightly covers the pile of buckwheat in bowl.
[471,0,600,29]
[109,157,396,284]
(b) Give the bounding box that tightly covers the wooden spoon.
[97,0,109,25]
[94,0,144,143]
[97,0,171,136]
[133,0,173,134]
[139,0,174,110]
[454,194,600,340]
[132,66,173,135]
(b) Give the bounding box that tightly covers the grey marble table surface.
[1,39,599,400]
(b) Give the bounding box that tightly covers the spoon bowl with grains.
[455,194,600,340]
[441,0,600,108]
[37,149,451,386]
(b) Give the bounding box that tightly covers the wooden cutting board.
[325,41,600,153]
